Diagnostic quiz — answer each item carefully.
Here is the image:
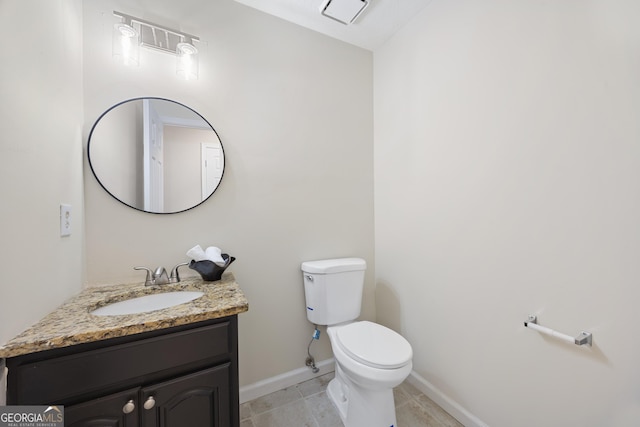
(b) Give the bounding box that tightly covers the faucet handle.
[134,266,153,286]
[170,262,190,283]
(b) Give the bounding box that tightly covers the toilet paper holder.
[524,315,592,347]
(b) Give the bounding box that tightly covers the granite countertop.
[0,272,248,358]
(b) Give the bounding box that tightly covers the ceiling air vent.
[319,0,370,25]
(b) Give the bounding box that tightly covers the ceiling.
[233,0,433,51]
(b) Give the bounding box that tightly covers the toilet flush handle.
[304,275,314,282]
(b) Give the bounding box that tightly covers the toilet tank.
[301,258,366,325]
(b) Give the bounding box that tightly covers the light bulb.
[176,42,199,80]
[113,23,140,67]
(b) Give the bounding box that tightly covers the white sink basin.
[91,291,204,316]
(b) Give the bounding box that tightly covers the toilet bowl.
[301,258,413,427]
[326,321,413,427]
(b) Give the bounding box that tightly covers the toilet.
[301,258,413,427]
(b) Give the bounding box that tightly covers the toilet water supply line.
[306,325,321,373]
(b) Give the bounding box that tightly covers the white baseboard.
[239,361,489,427]
[407,371,489,427]
[239,358,335,404]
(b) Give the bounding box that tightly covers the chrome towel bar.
[524,315,592,347]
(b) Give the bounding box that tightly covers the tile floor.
[240,372,464,427]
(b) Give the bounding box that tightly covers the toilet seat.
[334,321,412,369]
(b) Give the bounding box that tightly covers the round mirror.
[88,98,224,214]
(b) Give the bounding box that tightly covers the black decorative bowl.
[188,254,235,282]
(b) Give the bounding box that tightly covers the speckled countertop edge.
[0,272,248,358]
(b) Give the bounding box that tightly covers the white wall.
[83,0,373,387]
[374,0,640,426]
[0,0,84,403]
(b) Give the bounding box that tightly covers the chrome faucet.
[134,262,190,286]
[134,266,170,286]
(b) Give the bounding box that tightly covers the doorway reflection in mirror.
[88,98,224,214]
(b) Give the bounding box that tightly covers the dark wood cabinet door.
[141,364,231,427]
[65,388,140,427]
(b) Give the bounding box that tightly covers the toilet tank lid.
[301,258,366,274]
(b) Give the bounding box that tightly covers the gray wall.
[0,0,84,403]
[82,0,374,387]
[8,1,633,423]
[374,0,640,425]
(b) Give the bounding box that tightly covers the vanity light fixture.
[113,11,200,80]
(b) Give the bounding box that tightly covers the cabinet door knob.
[144,396,156,410]
[122,400,135,414]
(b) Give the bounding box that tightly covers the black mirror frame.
[87,97,225,214]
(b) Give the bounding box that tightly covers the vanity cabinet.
[65,387,138,426]
[5,316,239,427]
[65,365,230,427]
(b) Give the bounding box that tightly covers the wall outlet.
[60,204,72,237]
